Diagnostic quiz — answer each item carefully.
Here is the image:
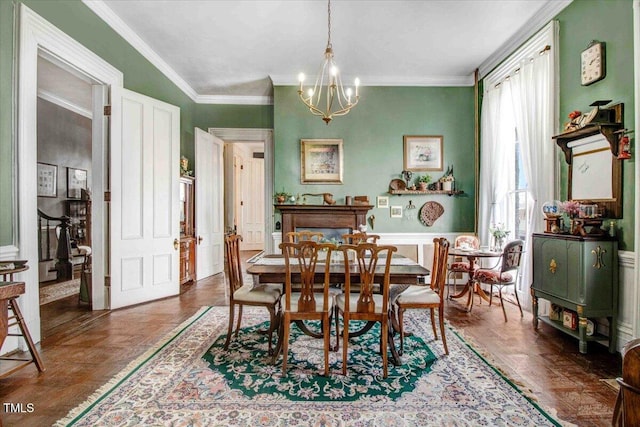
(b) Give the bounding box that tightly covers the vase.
[442,181,453,192]
[493,236,504,252]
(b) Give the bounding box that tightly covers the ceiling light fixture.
[298,0,359,125]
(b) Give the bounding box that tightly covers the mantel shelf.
[388,189,464,196]
[552,103,624,164]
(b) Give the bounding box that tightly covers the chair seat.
[336,293,386,314]
[449,261,477,272]
[474,269,513,284]
[396,285,440,305]
[234,284,281,304]
[283,292,334,313]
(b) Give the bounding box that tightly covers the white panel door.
[110,86,180,309]
[242,157,265,250]
[195,128,224,279]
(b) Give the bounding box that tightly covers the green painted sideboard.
[531,233,618,354]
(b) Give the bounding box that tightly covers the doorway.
[36,54,98,337]
[210,128,274,254]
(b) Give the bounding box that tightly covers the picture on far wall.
[67,167,87,199]
[300,139,344,184]
[377,196,389,209]
[390,205,403,218]
[37,162,57,198]
[403,135,444,171]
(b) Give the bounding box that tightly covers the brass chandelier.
[298,0,360,125]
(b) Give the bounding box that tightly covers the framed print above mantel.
[37,162,57,197]
[300,139,344,184]
[403,135,444,171]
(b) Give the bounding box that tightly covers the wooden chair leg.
[398,307,405,355]
[234,305,243,337]
[430,308,438,340]
[342,316,349,376]
[334,306,340,352]
[381,319,388,379]
[323,312,330,377]
[439,304,448,355]
[266,306,277,355]
[281,318,290,376]
[9,299,45,372]
[223,303,235,350]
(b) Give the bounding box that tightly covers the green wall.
[555,0,635,250]
[273,86,476,233]
[0,0,16,246]
[0,0,271,247]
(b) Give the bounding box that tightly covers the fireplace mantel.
[276,204,374,239]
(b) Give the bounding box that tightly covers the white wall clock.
[581,41,606,86]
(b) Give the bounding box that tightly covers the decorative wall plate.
[389,179,406,191]
[419,201,444,226]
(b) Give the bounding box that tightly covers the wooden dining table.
[247,253,430,366]
[448,248,502,310]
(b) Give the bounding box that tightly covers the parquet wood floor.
[0,251,620,426]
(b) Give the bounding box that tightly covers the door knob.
[174,239,179,250]
[198,236,203,244]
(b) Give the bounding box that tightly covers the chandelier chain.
[327,0,332,48]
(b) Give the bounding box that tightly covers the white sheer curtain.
[479,22,556,311]
[509,53,555,308]
[478,84,514,248]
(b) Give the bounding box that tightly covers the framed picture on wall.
[390,205,403,218]
[37,162,57,197]
[301,139,344,184]
[67,167,87,199]
[403,135,444,171]
[377,196,389,209]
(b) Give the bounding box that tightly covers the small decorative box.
[549,304,562,321]
[563,309,578,330]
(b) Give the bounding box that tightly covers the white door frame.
[209,128,274,253]
[16,5,123,342]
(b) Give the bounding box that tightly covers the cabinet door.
[582,241,615,311]
[533,237,569,299]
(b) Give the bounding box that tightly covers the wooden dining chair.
[472,239,524,321]
[446,235,479,298]
[278,240,335,376]
[341,232,380,244]
[223,234,282,354]
[613,338,640,426]
[286,230,324,243]
[334,242,397,378]
[395,237,450,355]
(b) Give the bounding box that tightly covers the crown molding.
[37,89,93,119]
[270,74,475,87]
[195,94,273,105]
[478,0,572,79]
[82,0,199,101]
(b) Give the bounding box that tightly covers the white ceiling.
[88,0,571,104]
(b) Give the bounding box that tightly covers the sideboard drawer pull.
[591,246,607,269]
[549,258,557,274]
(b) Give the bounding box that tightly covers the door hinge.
[240,164,244,170]
[104,191,111,202]
[240,201,244,206]
[103,105,111,116]
[105,276,111,287]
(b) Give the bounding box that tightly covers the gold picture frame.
[403,135,444,171]
[300,139,344,184]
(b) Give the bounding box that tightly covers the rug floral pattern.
[203,320,436,401]
[55,306,562,426]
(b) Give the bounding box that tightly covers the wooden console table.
[0,265,45,377]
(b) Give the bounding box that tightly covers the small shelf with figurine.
[391,165,463,196]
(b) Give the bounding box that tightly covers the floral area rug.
[204,320,437,401]
[39,279,79,305]
[55,306,564,426]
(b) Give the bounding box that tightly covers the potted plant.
[274,190,292,204]
[416,175,431,191]
[440,174,455,192]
